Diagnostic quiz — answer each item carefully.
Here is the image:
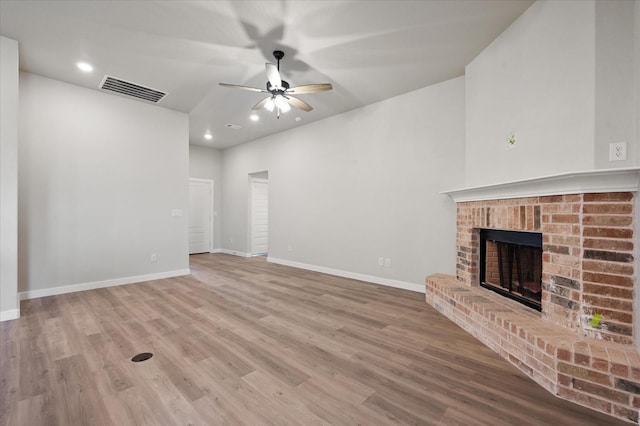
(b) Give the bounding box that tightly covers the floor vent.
[100,76,167,103]
[131,352,153,362]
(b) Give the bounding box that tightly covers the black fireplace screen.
[479,229,542,311]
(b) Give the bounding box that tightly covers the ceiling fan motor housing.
[267,80,289,93]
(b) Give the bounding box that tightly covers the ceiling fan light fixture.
[264,97,276,112]
[275,95,291,113]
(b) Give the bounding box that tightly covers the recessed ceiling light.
[295,116,302,122]
[204,133,212,140]
[76,62,93,72]
[249,114,259,122]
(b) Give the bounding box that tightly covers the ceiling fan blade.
[252,97,271,110]
[287,84,333,94]
[219,83,267,93]
[285,95,313,112]
[265,63,282,90]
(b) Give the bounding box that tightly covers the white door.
[250,178,268,255]
[189,179,213,254]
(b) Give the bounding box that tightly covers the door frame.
[247,176,268,256]
[189,178,214,254]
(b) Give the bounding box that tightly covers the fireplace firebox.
[479,229,542,311]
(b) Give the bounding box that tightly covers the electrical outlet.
[385,258,391,268]
[150,253,157,263]
[378,257,384,266]
[609,142,627,161]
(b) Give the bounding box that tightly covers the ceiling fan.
[219,50,332,118]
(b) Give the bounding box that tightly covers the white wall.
[636,0,640,166]
[221,77,465,289]
[19,73,189,297]
[189,144,222,249]
[465,0,597,187]
[0,37,19,320]
[465,0,638,187]
[594,0,636,169]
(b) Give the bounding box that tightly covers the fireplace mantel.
[442,167,640,203]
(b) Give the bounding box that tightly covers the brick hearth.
[426,191,639,423]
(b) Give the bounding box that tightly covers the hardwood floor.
[0,254,628,425]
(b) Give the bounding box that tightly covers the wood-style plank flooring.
[0,254,628,425]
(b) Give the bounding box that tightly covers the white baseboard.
[0,309,20,322]
[19,268,191,300]
[189,249,221,255]
[219,249,251,258]
[267,257,425,294]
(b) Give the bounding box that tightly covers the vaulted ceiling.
[0,0,533,149]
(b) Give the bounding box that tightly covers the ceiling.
[0,0,533,150]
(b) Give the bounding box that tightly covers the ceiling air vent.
[99,75,167,103]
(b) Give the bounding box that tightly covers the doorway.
[188,178,213,254]
[249,173,268,256]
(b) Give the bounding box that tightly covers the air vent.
[225,123,242,130]
[99,75,167,103]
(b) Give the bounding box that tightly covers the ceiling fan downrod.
[273,50,284,71]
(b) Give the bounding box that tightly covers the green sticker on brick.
[589,313,603,328]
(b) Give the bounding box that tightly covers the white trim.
[442,167,640,202]
[0,309,19,322]
[189,177,215,253]
[219,249,251,258]
[188,178,213,183]
[19,269,190,300]
[267,257,425,294]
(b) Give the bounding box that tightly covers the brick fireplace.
[425,169,640,423]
